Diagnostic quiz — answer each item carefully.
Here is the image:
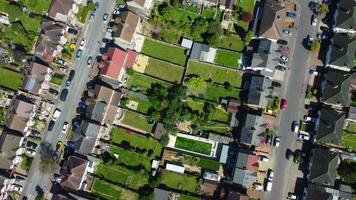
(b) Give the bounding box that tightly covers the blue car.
[286,12,297,18]
[76,49,83,60]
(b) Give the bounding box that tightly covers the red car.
[281,99,288,110]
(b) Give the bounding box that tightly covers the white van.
[52,109,61,122]
[265,181,273,191]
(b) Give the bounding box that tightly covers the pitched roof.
[316,108,345,145]
[0,130,23,170]
[334,0,356,30]
[309,148,339,186]
[235,149,259,171]
[86,84,121,125]
[60,155,88,190]
[232,168,257,188]
[190,42,210,60]
[4,98,35,133]
[321,68,351,107]
[112,11,140,43]
[305,184,333,200]
[153,122,166,140]
[126,0,145,7]
[220,0,236,10]
[99,47,138,80]
[257,0,285,40]
[35,35,58,63]
[327,33,356,69]
[240,113,267,146]
[247,76,273,108]
[21,62,50,95]
[41,18,67,42]
[48,0,75,20]
[73,120,102,155]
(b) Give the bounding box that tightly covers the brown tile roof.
[112,11,139,43]
[201,179,218,197]
[227,191,249,200]
[4,98,35,134]
[127,0,145,7]
[0,130,23,170]
[257,0,285,40]
[48,0,75,19]
[35,35,57,63]
[60,155,88,190]
[21,62,50,95]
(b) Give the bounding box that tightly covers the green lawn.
[127,72,172,94]
[175,136,212,156]
[121,110,154,133]
[144,58,185,83]
[219,35,245,52]
[19,0,52,15]
[20,155,33,172]
[0,68,23,91]
[126,94,153,114]
[201,121,231,135]
[92,179,140,200]
[204,83,240,101]
[111,127,162,157]
[141,38,187,66]
[236,0,255,12]
[342,132,356,151]
[187,61,243,88]
[96,164,149,190]
[181,155,220,171]
[110,145,152,171]
[76,3,94,23]
[50,73,65,85]
[186,98,229,122]
[180,195,201,200]
[158,170,199,193]
[214,49,241,68]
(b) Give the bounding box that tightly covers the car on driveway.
[259,155,269,162]
[89,13,95,20]
[49,88,59,96]
[267,169,274,181]
[311,15,317,26]
[286,12,297,18]
[283,29,292,36]
[292,121,299,133]
[103,13,108,21]
[276,65,286,71]
[286,149,293,160]
[87,56,93,67]
[266,135,273,145]
[76,49,83,60]
[280,55,288,62]
[62,122,69,133]
[79,39,86,50]
[274,137,280,147]
[48,120,55,131]
[280,99,288,110]
[298,132,310,141]
[272,81,281,88]
[60,89,69,101]
[277,39,288,45]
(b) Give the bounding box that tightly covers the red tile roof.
[99,48,137,80]
[246,154,259,172]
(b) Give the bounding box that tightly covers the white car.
[26,149,36,157]
[10,184,23,192]
[292,121,299,133]
[288,193,298,199]
[259,155,269,162]
[280,55,288,62]
[62,122,69,133]
[311,15,317,26]
[52,108,61,122]
[79,39,86,50]
[274,137,280,147]
[283,29,292,36]
[265,181,273,192]
[267,169,274,181]
[298,132,310,141]
[253,183,263,190]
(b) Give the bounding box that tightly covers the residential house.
[246,75,273,109]
[332,0,356,34]
[219,0,236,11]
[321,68,351,107]
[255,0,286,41]
[201,179,218,197]
[4,98,36,134]
[326,33,356,71]
[60,155,95,191]
[0,130,25,171]
[315,108,345,145]
[245,39,281,79]
[346,106,356,122]
[35,18,68,63]
[232,149,258,188]
[305,183,353,200]
[21,62,52,95]
[48,0,78,24]
[226,191,249,200]
[309,148,339,186]
[85,84,121,125]
[110,11,140,45]
[239,113,267,147]
[126,0,152,16]
[190,42,217,63]
[180,38,193,49]
[99,47,137,86]
[73,120,104,155]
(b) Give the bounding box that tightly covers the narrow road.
[21,1,114,199]
[267,0,319,199]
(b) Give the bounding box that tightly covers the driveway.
[21,1,114,199]
[266,0,320,199]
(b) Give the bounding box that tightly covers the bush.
[310,41,321,52]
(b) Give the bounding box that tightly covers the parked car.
[277,39,288,45]
[266,135,273,145]
[90,13,95,20]
[288,193,298,200]
[10,184,23,192]
[272,81,282,88]
[292,121,299,133]
[79,39,86,50]
[307,35,314,46]
[286,148,293,160]
[259,155,269,162]
[298,132,310,140]
[286,12,297,18]
[103,13,108,21]
[68,70,75,81]
[311,15,317,26]
[94,2,100,11]
[49,88,59,96]
[283,29,292,36]
[281,99,288,110]
[30,130,41,138]
[274,137,280,147]
[62,122,69,133]
[87,56,93,67]
[48,120,55,131]
[26,141,38,149]
[52,109,61,121]
[76,49,83,60]
[309,70,320,76]
[60,89,69,101]
[26,149,36,157]
[276,65,286,71]
[67,28,78,35]
[267,169,274,181]
[280,55,288,62]
[265,181,273,192]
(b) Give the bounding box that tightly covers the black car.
[67,28,78,35]
[103,13,108,21]
[266,135,273,145]
[276,65,286,71]
[272,81,282,88]
[277,39,288,45]
[48,120,55,131]
[68,70,75,81]
[286,148,293,160]
[60,89,69,101]
[49,88,59,95]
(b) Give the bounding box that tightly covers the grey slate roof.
[309,148,339,186]
[305,184,333,200]
[153,188,170,200]
[190,42,210,60]
[316,108,345,145]
[73,120,102,154]
[247,76,273,108]
[0,130,22,170]
[232,168,257,188]
[240,113,267,146]
[326,33,356,69]
[334,0,356,30]
[321,68,351,107]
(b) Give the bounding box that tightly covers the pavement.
[21,1,114,199]
[265,0,321,199]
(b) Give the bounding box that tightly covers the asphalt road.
[21,1,114,199]
[267,0,319,199]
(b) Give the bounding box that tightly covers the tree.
[243,31,253,45]
[310,41,321,52]
[318,3,329,15]
[187,76,207,91]
[160,133,170,146]
[204,21,222,46]
[241,12,253,23]
[338,160,356,184]
[39,142,58,173]
[126,68,134,76]
[190,18,208,41]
